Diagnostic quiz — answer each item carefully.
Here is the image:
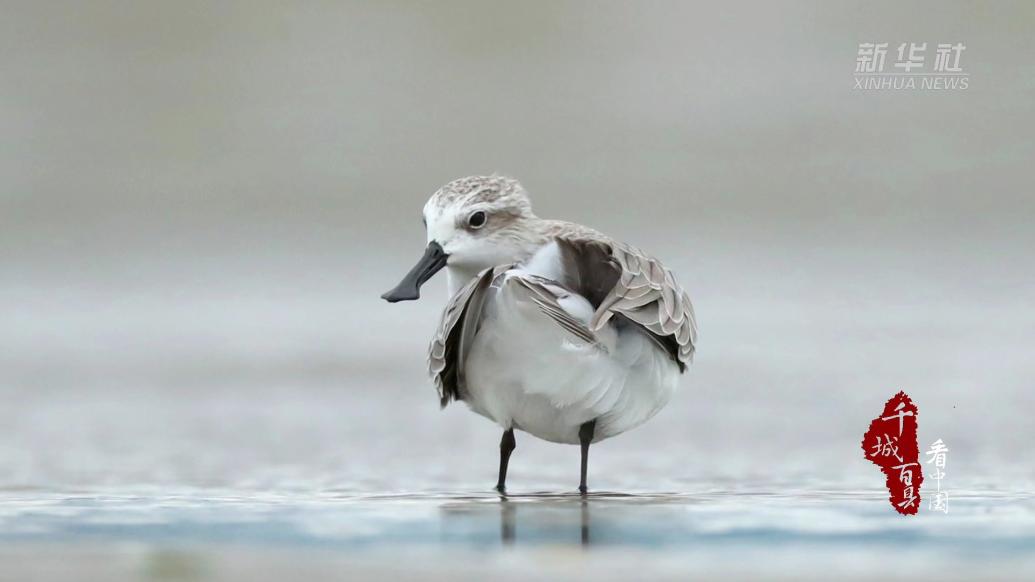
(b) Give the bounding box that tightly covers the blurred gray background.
[2,1,1033,493]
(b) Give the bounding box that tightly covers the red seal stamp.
[862,391,923,515]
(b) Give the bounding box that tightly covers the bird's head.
[381,175,540,302]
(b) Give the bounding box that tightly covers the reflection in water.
[581,500,590,546]
[434,488,1035,556]
[494,497,592,547]
[501,499,515,545]
[439,492,707,549]
[440,493,609,549]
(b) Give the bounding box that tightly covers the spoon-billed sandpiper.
[382,175,697,494]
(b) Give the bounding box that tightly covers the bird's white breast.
[461,243,681,444]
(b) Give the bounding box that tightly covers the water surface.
[1,486,1032,580]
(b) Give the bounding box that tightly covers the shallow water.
[1,486,1033,580]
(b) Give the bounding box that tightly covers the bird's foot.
[495,483,507,496]
[578,485,588,496]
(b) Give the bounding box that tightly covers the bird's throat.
[446,265,483,297]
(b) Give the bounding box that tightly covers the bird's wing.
[574,240,698,371]
[508,274,600,346]
[428,238,698,407]
[427,264,510,407]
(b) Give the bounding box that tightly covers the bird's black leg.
[578,419,596,495]
[496,428,516,494]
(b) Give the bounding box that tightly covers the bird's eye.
[467,211,487,229]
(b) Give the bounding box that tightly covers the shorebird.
[382,175,697,494]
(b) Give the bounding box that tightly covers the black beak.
[381,241,449,303]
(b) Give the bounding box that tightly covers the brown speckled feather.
[591,241,698,370]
